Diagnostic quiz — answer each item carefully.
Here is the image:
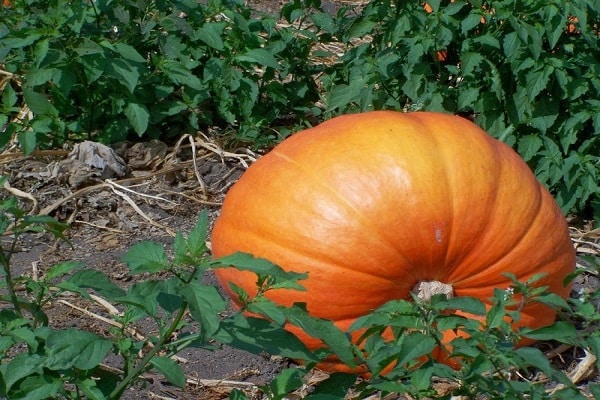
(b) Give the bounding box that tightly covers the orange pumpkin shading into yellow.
[212,111,575,374]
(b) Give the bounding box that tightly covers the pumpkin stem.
[413,281,454,302]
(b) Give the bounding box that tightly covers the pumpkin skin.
[211,111,575,373]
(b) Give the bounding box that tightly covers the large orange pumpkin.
[211,111,575,373]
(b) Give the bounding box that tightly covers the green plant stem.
[1,233,23,318]
[109,303,188,399]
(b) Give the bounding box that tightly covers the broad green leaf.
[438,296,486,315]
[24,68,59,88]
[118,280,162,317]
[0,353,43,392]
[181,281,226,339]
[122,241,169,274]
[237,48,279,69]
[486,292,508,329]
[311,12,336,34]
[502,31,521,59]
[45,261,83,281]
[23,89,56,116]
[44,328,111,370]
[66,269,127,300]
[195,23,225,50]
[80,54,108,83]
[347,18,377,39]
[216,314,317,362]
[461,13,483,34]
[173,231,189,265]
[267,368,306,397]
[161,60,204,90]
[1,84,17,110]
[284,304,356,367]
[458,86,480,110]
[151,356,186,388]
[526,65,554,100]
[108,59,140,93]
[521,321,577,341]
[304,373,356,399]
[514,347,554,376]
[517,134,543,161]
[113,42,146,63]
[0,34,42,49]
[213,253,306,291]
[186,211,209,258]
[396,332,436,366]
[17,130,36,155]
[73,38,104,56]
[246,297,286,326]
[8,374,63,400]
[124,102,149,136]
[33,38,50,68]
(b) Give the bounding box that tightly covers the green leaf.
[45,261,83,281]
[186,211,209,258]
[217,314,318,362]
[44,328,111,370]
[237,48,279,69]
[195,23,225,50]
[181,281,226,339]
[458,86,480,110]
[1,83,18,110]
[284,304,356,368]
[348,18,377,39]
[514,347,554,376]
[517,134,543,162]
[8,374,63,400]
[161,60,204,90]
[124,102,149,136]
[0,353,43,393]
[304,373,357,399]
[521,321,578,341]
[66,269,127,300]
[23,89,56,116]
[526,65,554,100]
[119,280,162,317]
[122,241,169,274]
[213,253,306,292]
[396,332,436,366]
[151,356,186,388]
[437,296,486,315]
[113,42,146,63]
[17,130,37,155]
[267,368,306,397]
[246,297,286,326]
[461,13,483,34]
[108,59,140,93]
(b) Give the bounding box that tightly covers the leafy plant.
[318,0,600,215]
[0,0,325,150]
[0,190,318,399]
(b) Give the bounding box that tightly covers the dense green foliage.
[1,0,599,215]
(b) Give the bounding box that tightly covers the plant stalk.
[109,303,188,399]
